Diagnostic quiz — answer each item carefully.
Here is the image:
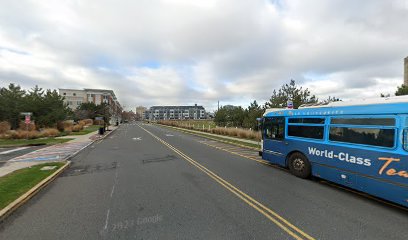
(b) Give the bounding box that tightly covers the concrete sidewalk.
[56,130,98,143]
[0,126,118,177]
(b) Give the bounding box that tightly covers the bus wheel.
[288,153,311,179]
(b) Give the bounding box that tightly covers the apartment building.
[146,104,206,120]
[58,88,123,124]
[135,106,147,120]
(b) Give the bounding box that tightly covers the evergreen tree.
[243,100,264,130]
[0,83,71,129]
[265,79,318,109]
[395,84,408,96]
[0,84,26,129]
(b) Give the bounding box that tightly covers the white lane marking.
[104,162,119,231]
[111,164,119,197]
[165,134,174,137]
[104,209,111,230]
[0,147,29,155]
[132,137,142,141]
[110,184,116,198]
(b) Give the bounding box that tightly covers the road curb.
[0,161,71,223]
[102,126,118,139]
[154,123,260,150]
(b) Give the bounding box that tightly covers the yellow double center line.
[138,125,315,240]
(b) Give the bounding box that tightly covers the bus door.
[403,126,408,172]
[263,117,287,165]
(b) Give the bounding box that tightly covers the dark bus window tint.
[331,118,395,126]
[329,127,395,148]
[288,125,324,139]
[264,117,285,140]
[288,118,325,124]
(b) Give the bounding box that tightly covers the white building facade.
[59,88,123,124]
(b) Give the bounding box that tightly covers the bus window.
[329,127,395,148]
[264,117,285,140]
[404,129,408,151]
[331,118,395,126]
[288,118,325,124]
[288,125,324,139]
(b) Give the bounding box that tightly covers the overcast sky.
[1,0,407,111]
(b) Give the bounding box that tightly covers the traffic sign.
[287,100,294,109]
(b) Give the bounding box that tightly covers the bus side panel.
[285,140,408,188]
[312,164,408,207]
[282,139,408,207]
[357,175,408,207]
[262,150,286,166]
[262,139,288,166]
[312,164,356,187]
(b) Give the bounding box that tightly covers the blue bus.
[260,98,408,208]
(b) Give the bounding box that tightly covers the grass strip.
[0,138,73,148]
[69,125,101,136]
[0,162,65,209]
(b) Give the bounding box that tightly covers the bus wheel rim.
[293,158,305,171]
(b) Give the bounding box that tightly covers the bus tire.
[288,153,311,179]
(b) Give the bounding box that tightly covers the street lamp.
[103,96,109,131]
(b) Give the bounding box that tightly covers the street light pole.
[103,96,109,131]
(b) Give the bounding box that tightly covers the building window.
[63,93,66,95]
[73,93,76,96]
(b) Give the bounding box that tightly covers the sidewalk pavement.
[0,126,118,178]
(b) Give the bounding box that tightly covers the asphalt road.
[0,123,407,240]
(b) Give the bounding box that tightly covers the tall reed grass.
[0,121,11,134]
[158,120,261,141]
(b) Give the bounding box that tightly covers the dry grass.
[63,121,73,128]
[82,119,94,125]
[78,120,86,126]
[94,120,104,125]
[0,121,11,134]
[64,127,72,134]
[158,120,261,141]
[18,121,36,131]
[58,121,74,133]
[40,128,60,137]
[11,130,41,139]
[0,131,13,139]
[72,124,84,132]
[0,127,61,139]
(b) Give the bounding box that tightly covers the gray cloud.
[0,0,407,111]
